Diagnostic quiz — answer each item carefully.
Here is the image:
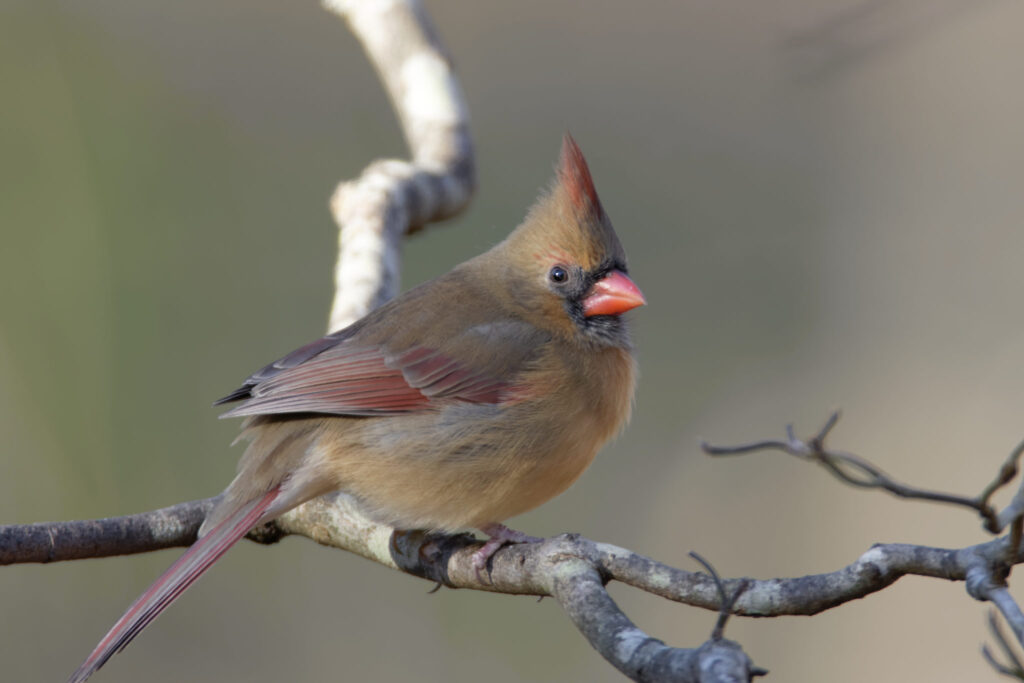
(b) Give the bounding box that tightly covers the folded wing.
[217,320,547,418]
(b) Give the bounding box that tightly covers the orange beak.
[582,270,646,317]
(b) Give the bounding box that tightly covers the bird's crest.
[500,132,626,277]
[558,133,604,217]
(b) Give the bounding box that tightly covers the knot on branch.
[693,639,762,683]
[966,559,1007,602]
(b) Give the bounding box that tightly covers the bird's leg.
[472,523,543,582]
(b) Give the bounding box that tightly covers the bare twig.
[993,442,1024,533]
[688,552,749,642]
[979,440,1024,511]
[991,587,1024,646]
[702,412,1019,532]
[985,610,1024,679]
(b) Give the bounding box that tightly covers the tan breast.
[311,343,636,532]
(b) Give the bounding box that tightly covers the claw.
[471,523,543,583]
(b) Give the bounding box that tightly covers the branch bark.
[704,415,1024,676]
[323,0,474,330]
[7,491,1023,617]
[0,499,215,564]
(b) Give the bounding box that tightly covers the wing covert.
[216,320,547,419]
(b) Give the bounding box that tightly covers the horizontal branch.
[7,492,1021,617]
[2,493,765,682]
[0,499,215,564]
[7,475,1020,680]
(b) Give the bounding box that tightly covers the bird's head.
[496,134,645,348]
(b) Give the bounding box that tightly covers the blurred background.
[3,0,1024,680]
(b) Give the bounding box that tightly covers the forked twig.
[985,610,1024,679]
[702,411,1024,534]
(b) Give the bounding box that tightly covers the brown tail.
[67,487,281,682]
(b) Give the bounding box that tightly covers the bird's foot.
[472,523,543,583]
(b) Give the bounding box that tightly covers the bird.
[68,133,645,682]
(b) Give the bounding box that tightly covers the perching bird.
[69,134,645,682]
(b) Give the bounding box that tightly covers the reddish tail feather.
[67,488,281,683]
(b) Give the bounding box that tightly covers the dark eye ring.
[549,265,568,283]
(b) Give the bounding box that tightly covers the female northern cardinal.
[69,134,644,682]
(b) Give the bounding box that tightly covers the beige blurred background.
[3,0,1024,681]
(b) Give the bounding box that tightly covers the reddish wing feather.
[394,347,507,403]
[219,342,509,418]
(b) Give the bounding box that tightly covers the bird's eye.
[549,265,568,283]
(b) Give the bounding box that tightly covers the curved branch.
[549,560,755,683]
[323,0,474,330]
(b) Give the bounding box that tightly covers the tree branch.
[702,411,1024,534]
[703,414,1024,676]
[10,439,1024,679]
[9,488,1024,620]
[0,499,215,565]
[984,610,1024,680]
[323,0,474,330]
